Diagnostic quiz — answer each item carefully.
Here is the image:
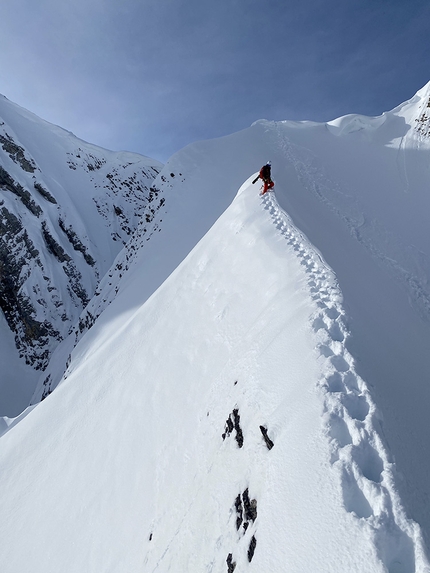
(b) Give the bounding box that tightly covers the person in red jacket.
[253,162,274,194]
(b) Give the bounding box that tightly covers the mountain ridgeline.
[2,85,430,571]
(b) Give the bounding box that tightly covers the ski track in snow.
[261,190,430,573]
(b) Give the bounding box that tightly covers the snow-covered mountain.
[2,84,430,571]
[0,95,162,415]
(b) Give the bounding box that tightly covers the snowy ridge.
[270,122,430,322]
[262,189,430,572]
[0,172,429,571]
[2,85,430,571]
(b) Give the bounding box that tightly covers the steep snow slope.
[2,83,430,570]
[0,179,427,572]
[24,82,430,555]
[0,95,162,414]
[270,84,430,551]
[30,130,270,402]
[135,82,430,550]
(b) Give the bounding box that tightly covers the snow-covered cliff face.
[0,95,162,413]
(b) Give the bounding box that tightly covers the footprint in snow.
[325,371,344,393]
[341,466,373,519]
[342,393,370,422]
[262,190,422,573]
[327,413,352,449]
[351,442,384,484]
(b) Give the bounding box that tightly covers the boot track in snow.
[261,190,430,573]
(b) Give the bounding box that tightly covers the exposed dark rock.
[242,488,258,523]
[235,494,243,530]
[226,553,236,572]
[78,311,95,334]
[63,262,89,306]
[41,221,71,262]
[34,182,57,204]
[58,218,95,266]
[234,489,257,535]
[222,408,244,448]
[232,409,244,448]
[0,166,42,216]
[41,374,52,400]
[148,186,160,203]
[259,425,275,450]
[84,153,105,171]
[222,416,234,439]
[0,133,37,172]
[0,205,60,369]
[247,535,257,562]
[0,130,162,398]
[42,220,90,307]
[66,150,106,172]
[415,98,430,137]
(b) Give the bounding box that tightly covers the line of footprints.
[222,405,274,571]
[261,192,416,573]
[261,192,383,512]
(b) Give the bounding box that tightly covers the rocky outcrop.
[58,218,95,266]
[0,132,37,173]
[0,204,60,369]
[415,96,430,137]
[0,100,162,398]
[0,166,42,216]
[34,182,57,204]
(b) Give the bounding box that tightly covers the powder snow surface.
[2,84,430,571]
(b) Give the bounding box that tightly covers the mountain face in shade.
[0,95,162,414]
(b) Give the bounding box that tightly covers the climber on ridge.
[252,162,274,194]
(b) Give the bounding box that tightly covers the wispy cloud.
[1,0,429,161]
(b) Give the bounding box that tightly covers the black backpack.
[261,164,271,179]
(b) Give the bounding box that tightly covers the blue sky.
[1,0,429,162]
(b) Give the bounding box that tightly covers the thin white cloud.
[1,0,429,161]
